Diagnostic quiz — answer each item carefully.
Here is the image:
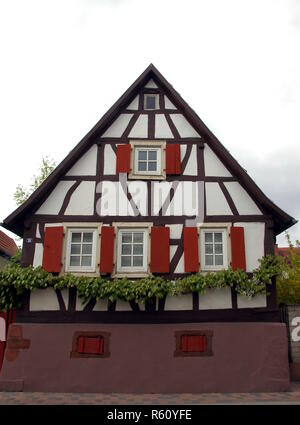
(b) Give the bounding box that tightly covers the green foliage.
[14,156,56,206]
[276,233,300,305]
[0,255,284,310]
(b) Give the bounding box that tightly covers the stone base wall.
[0,322,290,393]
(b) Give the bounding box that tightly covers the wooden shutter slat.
[116,144,131,173]
[100,226,115,274]
[166,144,181,175]
[42,226,64,273]
[150,227,170,273]
[181,335,206,353]
[184,227,199,272]
[230,226,246,271]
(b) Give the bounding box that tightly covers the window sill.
[112,272,150,279]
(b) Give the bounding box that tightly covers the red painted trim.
[230,226,246,271]
[183,227,199,272]
[42,226,64,273]
[166,144,181,175]
[150,227,170,273]
[116,144,130,173]
[100,226,115,274]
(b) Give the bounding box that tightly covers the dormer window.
[144,94,159,110]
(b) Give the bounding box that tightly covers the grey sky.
[0,0,299,246]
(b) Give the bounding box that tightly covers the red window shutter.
[116,144,131,173]
[230,226,246,271]
[166,144,181,175]
[184,227,199,272]
[150,227,170,273]
[77,336,104,354]
[100,226,115,274]
[181,335,207,352]
[77,336,85,353]
[42,226,64,273]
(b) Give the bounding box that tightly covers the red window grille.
[181,335,207,353]
[77,336,104,355]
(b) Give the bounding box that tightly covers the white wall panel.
[128,114,148,138]
[102,114,133,137]
[183,145,198,175]
[164,96,177,109]
[127,95,139,110]
[103,144,116,175]
[155,114,173,138]
[66,145,97,176]
[205,182,232,215]
[65,181,96,215]
[170,114,201,138]
[33,243,43,268]
[35,181,75,215]
[30,289,60,311]
[204,144,232,177]
[224,182,262,215]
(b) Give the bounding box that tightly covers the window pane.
[83,233,93,243]
[70,256,80,266]
[148,151,157,160]
[205,255,213,266]
[138,150,147,161]
[148,161,157,171]
[81,256,92,267]
[205,233,213,243]
[146,96,156,109]
[82,244,92,255]
[138,161,147,171]
[133,244,143,255]
[215,255,223,266]
[121,244,131,255]
[71,233,81,243]
[133,233,143,243]
[71,244,81,255]
[214,233,222,243]
[133,256,143,267]
[121,256,131,267]
[122,233,132,243]
[215,244,223,254]
[205,244,213,254]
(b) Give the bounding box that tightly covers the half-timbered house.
[0,64,296,393]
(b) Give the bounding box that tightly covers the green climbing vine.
[0,255,285,310]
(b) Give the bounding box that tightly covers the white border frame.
[117,228,148,273]
[134,146,161,176]
[199,227,229,271]
[144,93,159,110]
[129,140,166,180]
[65,228,98,273]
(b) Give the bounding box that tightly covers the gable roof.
[0,229,18,257]
[2,64,297,237]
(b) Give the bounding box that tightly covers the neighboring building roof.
[1,64,297,237]
[275,246,300,259]
[0,229,18,257]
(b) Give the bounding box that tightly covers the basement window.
[174,330,213,357]
[71,331,111,358]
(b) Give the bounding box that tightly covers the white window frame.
[116,228,148,274]
[134,146,162,176]
[200,228,228,271]
[144,93,159,110]
[65,228,97,272]
[129,140,166,180]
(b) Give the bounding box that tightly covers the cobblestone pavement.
[0,383,300,405]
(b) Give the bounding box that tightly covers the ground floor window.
[117,229,148,273]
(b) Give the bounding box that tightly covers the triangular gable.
[2,64,296,236]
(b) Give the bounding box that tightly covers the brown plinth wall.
[0,322,290,393]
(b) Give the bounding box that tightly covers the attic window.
[144,94,159,110]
